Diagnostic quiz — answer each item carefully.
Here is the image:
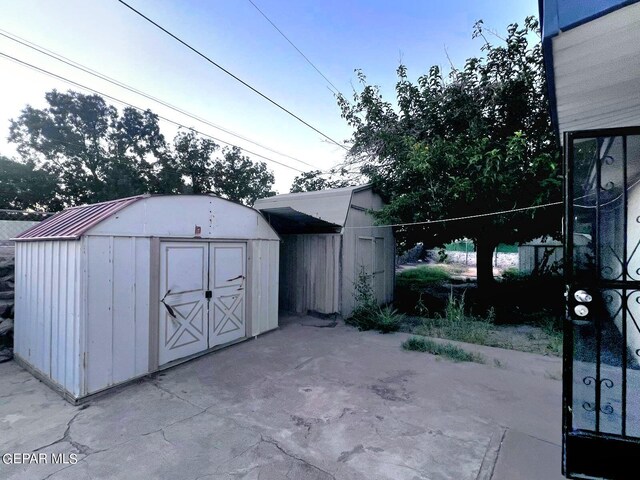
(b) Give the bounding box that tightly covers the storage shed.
[13,194,280,402]
[254,185,394,317]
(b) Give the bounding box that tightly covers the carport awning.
[260,207,342,234]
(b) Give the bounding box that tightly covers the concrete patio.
[0,315,564,479]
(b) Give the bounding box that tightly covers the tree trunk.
[475,237,496,293]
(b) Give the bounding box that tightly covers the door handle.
[226,275,245,282]
[160,289,177,318]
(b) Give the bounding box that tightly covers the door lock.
[205,290,212,299]
[574,305,589,317]
[574,290,593,303]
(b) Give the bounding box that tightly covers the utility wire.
[117,0,348,151]
[0,51,305,173]
[246,0,343,97]
[0,28,314,168]
[344,201,563,229]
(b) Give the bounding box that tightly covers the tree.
[211,147,275,205]
[290,169,353,193]
[172,130,219,194]
[8,89,277,209]
[9,90,178,206]
[337,17,561,290]
[0,155,61,211]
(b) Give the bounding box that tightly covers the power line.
[344,201,563,229]
[246,0,343,97]
[0,51,305,173]
[116,0,348,151]
[0,28,314,169]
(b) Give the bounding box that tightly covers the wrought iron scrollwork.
[581,377,615,414]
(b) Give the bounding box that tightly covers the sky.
[0,0,538,193]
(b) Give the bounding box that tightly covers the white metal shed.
[254,185,395,317]
[13,194,279,402]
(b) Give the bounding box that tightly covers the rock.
[0,318,13,336]
[0,300,13,319]
[0,261,13,278]
[0,345,12,363]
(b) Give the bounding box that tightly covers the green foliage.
[376,306,405,333]
[337,17,561,289]
[210,146,275,206]
[501,267,528,282]
[289,169,353,193]
[414,292,494,345]
[7,89,276,208]
[402,336,485,363]
[396,265,452,290]
[0,156,61,211]
[346,268,403,333]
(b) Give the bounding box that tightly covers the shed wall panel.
[14,240,82,396]
[85,236,113,393]
[85,236,151,395]
[342,189,395,317]
[248,240,279,335]
[279,234,341,315]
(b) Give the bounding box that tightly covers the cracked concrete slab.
[0,315,563,479]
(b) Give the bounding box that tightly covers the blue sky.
[0,0,538,192]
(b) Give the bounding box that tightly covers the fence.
[0,209,52,241]
[518,237,563,274]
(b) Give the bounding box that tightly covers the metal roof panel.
[14,195,147,241]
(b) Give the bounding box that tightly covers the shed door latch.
[205,290,212,299]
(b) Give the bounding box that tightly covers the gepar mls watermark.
[2,453,78,465]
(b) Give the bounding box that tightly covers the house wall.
[550,2,640,136]
[342,189,395,317]
[278,234,341,315]
[14,240,83,397]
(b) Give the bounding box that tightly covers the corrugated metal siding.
[278,234,341,315]
[14,240,83,396]
[254,185,370,227]
[248,240,279,335]
[84,236,151,395]
[15,196,144,240]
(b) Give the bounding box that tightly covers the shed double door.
[159,241,246,366]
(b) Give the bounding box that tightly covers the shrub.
[402,337,485,363]
[501,267,528,282]
[376,306,405,333]
[396,265,452,291]
[414,292,494,345]
[346,268,403,333]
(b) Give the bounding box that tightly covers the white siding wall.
[84,236,151,395]
[248,239,279,336]
[552,2,640,137]
[14,240,83,397]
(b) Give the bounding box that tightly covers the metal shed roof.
[15,195,146,241]
[254,184,371,228]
